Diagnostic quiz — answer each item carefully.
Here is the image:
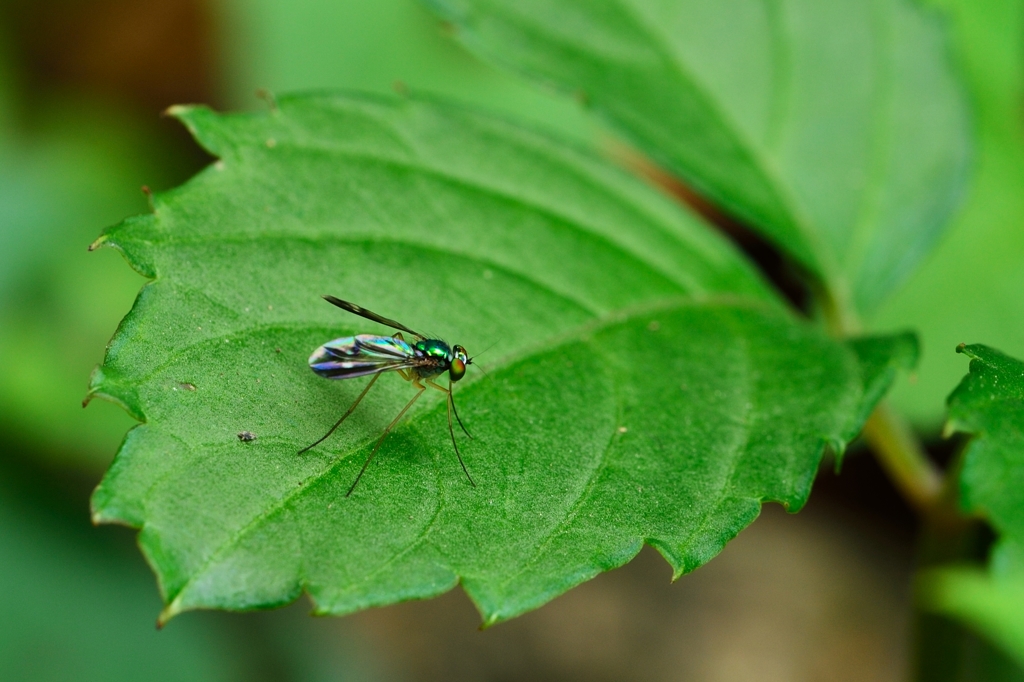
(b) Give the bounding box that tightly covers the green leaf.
[89,93,914,624]
[425,0,972,315]
[948,344,1024,571]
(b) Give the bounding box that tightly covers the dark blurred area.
[0,1,1019,680]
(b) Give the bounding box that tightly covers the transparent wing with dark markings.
[322,296,424,339]
[309,334,421,379]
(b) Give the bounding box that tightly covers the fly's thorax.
[414,339,453,363]
[410,339,451,380]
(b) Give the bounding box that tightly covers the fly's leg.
[346,382,427,496]
[298,373,381,455]
[427,378,471,439]
[426,378,475,488]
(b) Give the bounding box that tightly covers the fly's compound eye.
[450,357,466,382]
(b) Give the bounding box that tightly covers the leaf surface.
[426,0,971,314]
[90,94,914,623]
[875,0,1024,426]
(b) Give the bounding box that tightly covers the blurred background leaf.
[219,0,595,142]
[875,0,1024,429]
[424,0,972,319]
[0,101,168,470]
[920,567,1024,679]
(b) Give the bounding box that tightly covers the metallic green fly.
[299,295,475,495]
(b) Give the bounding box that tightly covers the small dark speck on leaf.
[237,431,257,442]
[275,348,282,353]
[647,320,660,332]
[179,382,197,391]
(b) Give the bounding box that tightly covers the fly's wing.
[322,296,424,339]
[309,334,420,379]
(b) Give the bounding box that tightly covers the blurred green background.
[0,0,1021,680]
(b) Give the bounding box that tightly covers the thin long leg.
[446,389,476,487]
[298,373,381,455]
[450,388,472,439]
[426,378,471,439]
[346,385,426,496]
[427,379,474,485]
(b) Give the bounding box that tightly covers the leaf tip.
[87,234,108,252]
[86,364,146,423]
[825,436,848,470]
[956,342,967,354]
[157,597,183,628]
[163,104,190,119]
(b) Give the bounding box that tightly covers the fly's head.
[450,345,469,382]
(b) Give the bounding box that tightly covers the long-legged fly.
[299,296,475,496]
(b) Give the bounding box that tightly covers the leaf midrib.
[117,246,603,394]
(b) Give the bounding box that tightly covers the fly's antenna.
[468,341,498,363]
[468,341,497,379]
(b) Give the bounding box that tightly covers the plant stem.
[817,282,951,518]
[863,401,945,515]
